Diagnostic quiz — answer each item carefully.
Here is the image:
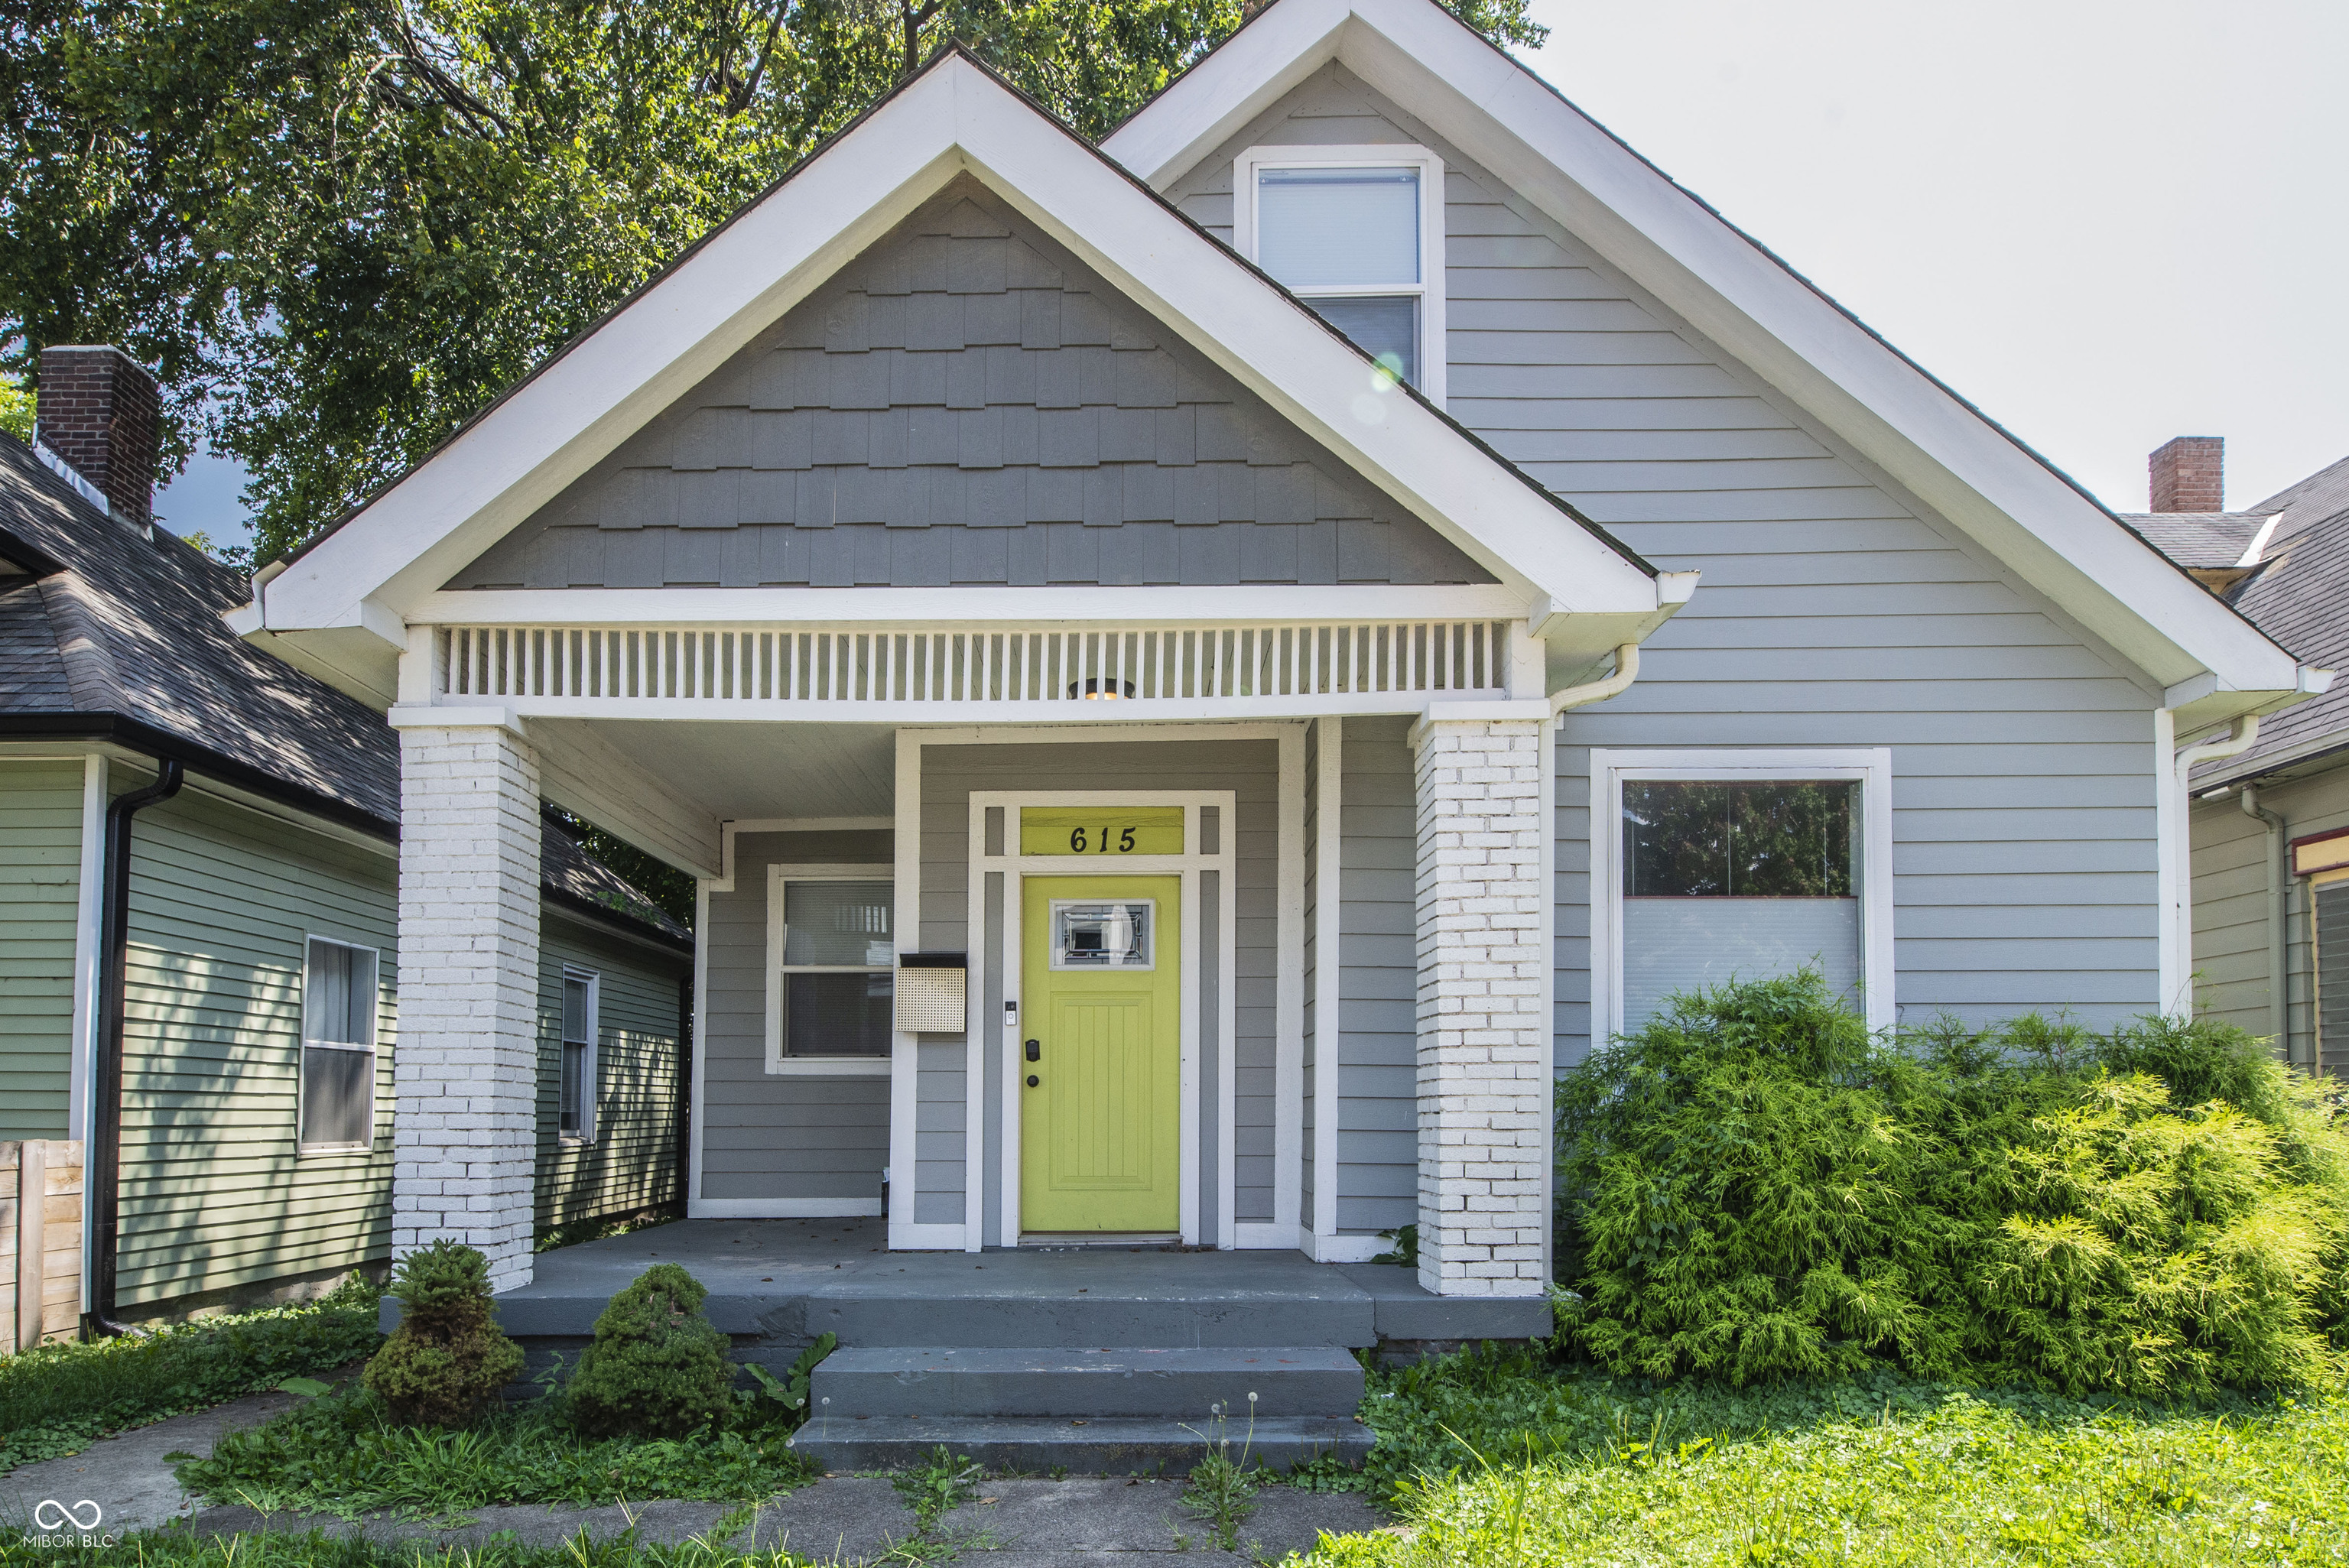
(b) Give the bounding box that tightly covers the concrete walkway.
[5,1369,1388,1563]
[1,1382,317,1538]
[188,1477,1388,1563]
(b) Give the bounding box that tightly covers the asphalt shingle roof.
[2198,498,2349,786]
[2116,512,2263,570]
[0,432,684,945]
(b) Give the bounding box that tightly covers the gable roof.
[246,45,1680,696]
[0,432,687,946]
[1103,0,2321,726]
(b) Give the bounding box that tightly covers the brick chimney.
[34,346,161,522]
[2149,435,2223,513]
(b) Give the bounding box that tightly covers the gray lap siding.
[697,829,894,1208]
[1168,63,2163,1070]
[0,759,85,1141]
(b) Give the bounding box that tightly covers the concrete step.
[811,1346,1364,1420]
[788,1414,1373,1476]
[794,1275,1373,1349]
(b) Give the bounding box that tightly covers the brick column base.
[394,721,543,1293]
[1409,715,1548,1299]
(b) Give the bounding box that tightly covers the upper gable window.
[1236,145,1445,403]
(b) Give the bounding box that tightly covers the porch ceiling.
[539,716,895,823]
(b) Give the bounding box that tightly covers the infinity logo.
[32,1499,102,1531]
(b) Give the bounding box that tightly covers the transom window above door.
[1236,145,1445,400]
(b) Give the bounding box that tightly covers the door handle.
[1025,1038,1041,1063]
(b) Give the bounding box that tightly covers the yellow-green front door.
[1021,875,1181,1234]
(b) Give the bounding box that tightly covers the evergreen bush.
[1555,970,2349,1394]
[566,1263,733,1438]
[362,1242,525,1427]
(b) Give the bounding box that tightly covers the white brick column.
[1409,712,1549,1298]
[392,719,543,1293]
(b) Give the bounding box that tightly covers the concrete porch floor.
[477,1218,1552,1348]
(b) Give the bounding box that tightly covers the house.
[231,0,2336,1316]
[2129,437,2349,1073]
[0,348,692,1334]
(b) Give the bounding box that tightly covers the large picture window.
[766,866,896,1072]
[300,937,378,1153]
[1236,145,1445,400]
[560,970,598,1141]
[1592,751,1895,1040]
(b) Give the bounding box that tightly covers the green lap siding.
[0,759,88,1141]
[535,913,687,1231]
[115,784,398,1307]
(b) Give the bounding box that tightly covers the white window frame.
[297,934,379,1156]
[765,863,897,1076]
[559,967,600,1143]
[1232,143,1447,407]
[1588,748,1896,1040]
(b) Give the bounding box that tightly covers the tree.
[1,0,1545,564]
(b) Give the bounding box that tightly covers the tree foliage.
[1,0,1545,561]
[1555,971,2349,1395]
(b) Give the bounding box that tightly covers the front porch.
[487,1216,1549,1470]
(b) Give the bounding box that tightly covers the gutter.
[86,757,184,1335]
[0,713,395,842]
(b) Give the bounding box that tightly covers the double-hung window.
[1236,145,1445,400]
[1592,751,1894,1039]
[560,969,599,1141]
[766,866,895,1073]
[300,937,379,1154]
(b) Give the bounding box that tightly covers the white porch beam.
[415,584,1532,628]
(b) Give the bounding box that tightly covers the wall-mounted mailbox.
[893,953,967,1033]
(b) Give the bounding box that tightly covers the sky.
[154,0,2349,544]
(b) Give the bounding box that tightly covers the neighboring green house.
[2129,439,2349,1072]
[0,348,692,1325]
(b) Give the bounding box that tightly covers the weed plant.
[1555,970,2349,1393]
[0,1275,382,1471]
[171,1382,814,1519]
[889,1445,983,1532]
[1179,1394,1262,1550]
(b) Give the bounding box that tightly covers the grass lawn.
[1303,1349,2349,1567]
[0,1281,383,1473]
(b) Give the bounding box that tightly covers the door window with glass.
[1240,148,1442,395]
[301,937,378,1153]
[778,878,895,1058]
[1620,780,1864,1034]
[560,971,598,1141]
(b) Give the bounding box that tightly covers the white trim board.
[252,50,1668,648]
[690,1198,885,1219]
[1586,748,1897,1040]
[1101,0,2311,711]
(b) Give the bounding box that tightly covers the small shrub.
[566,1263,732,1438]
[363,1242,525,1427]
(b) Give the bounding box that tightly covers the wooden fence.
[0,1140,83,1350]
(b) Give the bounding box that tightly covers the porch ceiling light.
[1069,678,1136,700]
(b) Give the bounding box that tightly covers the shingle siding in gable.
[450,180,1490,592]
[1170,63,2162,1053]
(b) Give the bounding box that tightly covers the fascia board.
[1106,0,2302,698]
[415,582,1530,625]
[268,51,1658,634]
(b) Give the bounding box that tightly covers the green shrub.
[566,1263,733,1438]
[363,1242,525,1427]
[1555,970,2349,1394]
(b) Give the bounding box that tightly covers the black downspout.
[675,972,694,1211]
[86,758,184,1336]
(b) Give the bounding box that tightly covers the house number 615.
[1067,826,1139,853]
